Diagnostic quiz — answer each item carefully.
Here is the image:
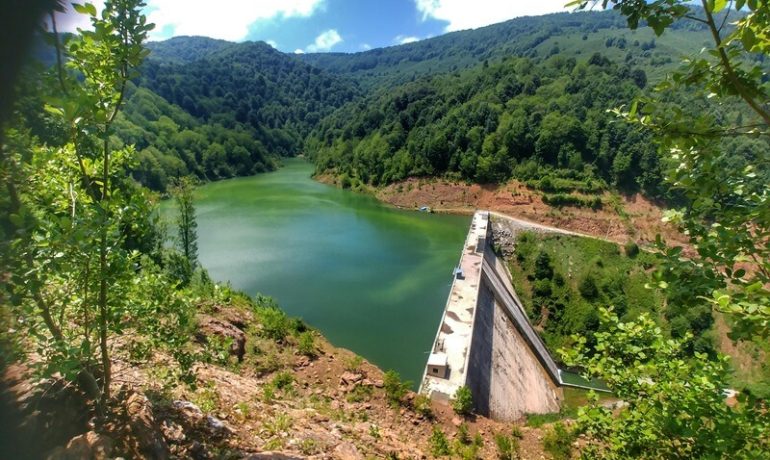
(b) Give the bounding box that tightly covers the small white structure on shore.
[427,352,448,379]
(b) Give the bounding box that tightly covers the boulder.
[339,371,364,386]
[196,315,247,361]
[125,392,170,459]
[46,431,113,460]
[333,442,363,460]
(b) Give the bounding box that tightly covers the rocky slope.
[3,294,561,459]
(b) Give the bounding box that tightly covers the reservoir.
[187,159,469,383]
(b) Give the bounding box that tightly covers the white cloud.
[266,40,278,48]
[395,35,420,45]
[415,0,572,31]
[294,48,305,54]
[144,0,325,41]
[305,29,342,52]
[51,1,105,33]
[360,43,372,51]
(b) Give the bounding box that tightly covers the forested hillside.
[137,40,360,157]
[114,85,279,191]
[306,54,666,199]
[298,10,713,89]
[35,7,763,197]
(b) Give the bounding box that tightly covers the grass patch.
[508,231,663,352]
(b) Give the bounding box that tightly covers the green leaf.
[72,3,97,16]
[741,28,757,51]
[713,0,728,12]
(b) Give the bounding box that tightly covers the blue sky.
[58,0,573,53]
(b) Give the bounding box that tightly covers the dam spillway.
[420,211,563,421]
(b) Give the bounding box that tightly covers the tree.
[452,385,474,416]
[171,176,198,269]
[1,0,153,412]
[562,308,770,459]
[564,0,770,456]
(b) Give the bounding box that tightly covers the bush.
[452,386,474,416]
[578,275,599,300]
[457,422,471,444]
[346,384,374,403]
[429,425,451,457]
[297,331,316,357]
[495,432,520,460]
[624,240,640,258]
[535,251,554,280]
[271,371,295,390]
[413,394,433,418]
[383,370,411,407]
[258,307,290,341]
[542,422,575,460]
[543,193,602,209]
[533,278,553,298]
[344,354,364,372]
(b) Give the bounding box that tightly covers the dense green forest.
[115,85,280,190]
[297,10,713,89]
[137,41,360,156]
[306,54,669,198]
[23,7,763,196]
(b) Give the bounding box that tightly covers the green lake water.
[182,159,470,383]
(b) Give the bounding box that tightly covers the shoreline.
[313,171,686,247]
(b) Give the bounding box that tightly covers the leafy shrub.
[340,173,352,189]
[535,251,554,280]
[413,393,433,418]
[542,422,576,460]
[543,193,602,209]
[297,331,317,357]
[578,275,599,300]
[258,307,290,341]
[344,354,364,372]
[429,426,451,457]
[457,422,471,444]
[533,278,553,298]
[346,384,373,403]
[495,432,520,460]
[271,371,294,390]
[452,386,474,416]
[383,370,411,407]
[624,240,640,258]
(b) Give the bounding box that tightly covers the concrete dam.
[421,211,574,421]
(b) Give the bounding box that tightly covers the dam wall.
[421,211,562,421]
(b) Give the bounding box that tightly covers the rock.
[160,420,185,443]
[371,379,384,388]
[334,442,363,460]
[451,417,463,427]
[340,371,364,386]
[216,306,253,330]
[195,315,247,362]
[206,415,234,437]
[47,431,113,460]
[172,400,204,423]
[188,441,210,460]
[125,392,170,459]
